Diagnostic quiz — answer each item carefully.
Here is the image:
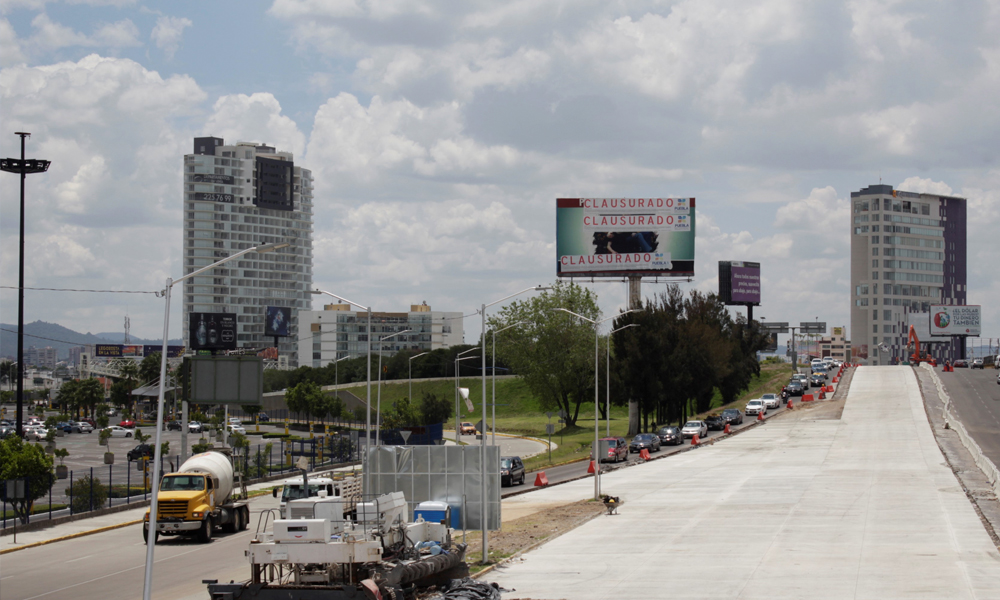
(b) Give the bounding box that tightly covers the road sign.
[476,420,489,433]
[5,479,25,499]
[761,322,789,333]
[800,322,827,334]
[545,412,555,419]
[546,423,556,435]
[400,430,412,444]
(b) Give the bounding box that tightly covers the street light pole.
[376,329,411,446]
[607,324,639,436]
[310,290,372,493]
[479,286,547,564]
[408,352,429,404]
[143,241,288,600]
[454,348,478,443]
[552,307,638,500]
[0,133,50,438]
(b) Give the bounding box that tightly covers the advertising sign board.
[719,261,760,305]
[193,192,234,203]
[764,333,778,353]
[189,312,237,350]
[265,306,291,337]
[929,305,981,336]
[556,198,695,277]
[192,173,235,185]
[94,344,184,357]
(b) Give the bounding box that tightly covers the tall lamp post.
[408,352,429,404]
[490,321,527,445]
[552,307,638,500]
[1,132,50,438]
[454,348,478,443]
[375,329,411,446]
[143,241,288,600]
[606,323,639,436]
[310,290,372,492]
[479,285,548,563]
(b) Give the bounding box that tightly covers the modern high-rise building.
[298,302,464,368]
[850,184,967,365]
[182,137,313,365]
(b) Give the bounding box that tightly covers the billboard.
[94,344,184,357]
[265,306,291,337]
[189,312,237,350]
[190,356,263,405]
[556,198,695,277]
[929,305,981,336]
[764,333,778,353]
[719,261,760,305]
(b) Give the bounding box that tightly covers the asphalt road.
[936,366,1000,466]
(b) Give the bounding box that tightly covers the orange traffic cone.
[587,460,596,474]
[724,423,731,434]
[787,399,794,410]
[691,434,700,446]
[640,448,651,461]
[757,411,764,421]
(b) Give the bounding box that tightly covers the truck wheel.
[197,518,213,543]
[241,507,250,531]
[143,526,157,544]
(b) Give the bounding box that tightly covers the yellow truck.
[144,450,249,544]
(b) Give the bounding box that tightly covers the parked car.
[656,426,684,446]
[71,421,94,433]
[704,414,726,431]
[257,412,270,422]
[953,359,968,368]
[228,424,247,435]
[127,443,154,462]
[228,417,242,426]
[119,419,136,428]
[761,393,780,409]
[629,433,661,453]
[167,420,182,431]
[460,422,477,435]
[681,420,708,439]
[971,359,984,369]
[56,421,74,433]
[597,436,629,463]
[23,426,46,441]
[745,399,766,416]
[0,425,13,439]
[500,456,525,486]
[188,421,203,433]
[103,425,133,438]
[786,381,805,396]
[810,374,825,388]
[721,408,744,425]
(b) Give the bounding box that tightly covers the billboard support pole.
[627,276,641,437]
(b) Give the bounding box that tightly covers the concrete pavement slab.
[488,367,1000,599]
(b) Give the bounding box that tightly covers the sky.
[1,0,998,352]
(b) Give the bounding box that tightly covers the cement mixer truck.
[143,449,249,544]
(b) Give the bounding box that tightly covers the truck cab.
[274,476,362,517]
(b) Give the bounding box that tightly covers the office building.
[24,346,57,369]
[298,302,464,368]
[182,137,313,365]
[850,184,967,365]
[818,327,851,362]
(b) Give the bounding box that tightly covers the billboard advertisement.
[929,305,981,336]
[556,198,695,277]
[94,344,184,357]
[764,333,778,353]
[189,312,237,350]
[719,261,760,305]
[265,306,291,337]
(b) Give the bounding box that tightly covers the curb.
[0,518,143,555]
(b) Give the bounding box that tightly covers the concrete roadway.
[936,366,1000,466]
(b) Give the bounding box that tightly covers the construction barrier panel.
[639,448,651,461]
[803,394,815,402]
[534,471,549,487]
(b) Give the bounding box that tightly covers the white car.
[228,424,246,435]
[71,421,94,433]
[188,421,203,433]
[228,417,242,426]
[761,393,780,409]
[23,426,46,441]
[681,420,708,439]
[103,425,133,438]
[745,399,767,416]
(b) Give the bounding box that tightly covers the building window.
[884,310,892,320]
[872,247,879,256]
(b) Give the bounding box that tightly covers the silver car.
[745,399,766,416]
[761,393,780,409]
[681,420,708,439]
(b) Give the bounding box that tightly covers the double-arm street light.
[310,290,373,493]
[1,132,50,438]
[409,352,429,405]
[144,241,289,600]
[552,307,638,501]
[606,324,640,436]
[479,285,548,563]
[376,329,411,446]
[454,347,478,443]
[490,321,527,445]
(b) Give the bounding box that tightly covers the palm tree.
[77,378,105,420]
[0,360,15,391]
[116,361,139,417]
[57,379,80,417]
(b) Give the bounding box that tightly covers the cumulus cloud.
[203,93,307,159]
[0,18,26,66]
[25,13,140,53]
[151,15,192,59]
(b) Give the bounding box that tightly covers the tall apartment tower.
[182,137,313,365]
[850,184,967,365]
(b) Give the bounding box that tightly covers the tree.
[115,361,139,416]
[0,436,54,523]
[65,474,107,514]
[0,360,14,390]
[418,392,452,426]
[138,352,162,385]
[134,428,151,445]
[285,381,325,425]
[76,378,104,420]
[489,281,600,427]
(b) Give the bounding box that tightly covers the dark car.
[500,456,525,486]
[257,413,270,422]
[953,359,968,368]
[786,381,805,396]
[127,443,154,462]
[597,437,629,463]
[167,420,182,431]
[656,426,683,446]
[629,433,661,453]
[809,374,825,387]
[721,408,744,426]
[704,414,726,431]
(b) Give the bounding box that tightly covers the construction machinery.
[907,325,937,367]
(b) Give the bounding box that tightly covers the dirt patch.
[462,500,605,569]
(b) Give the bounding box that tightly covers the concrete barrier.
[533,471,549,487]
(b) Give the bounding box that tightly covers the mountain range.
[0,321,182,361]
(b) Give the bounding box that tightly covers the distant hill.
[0,321,182,361]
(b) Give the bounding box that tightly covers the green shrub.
[65,474,108,513]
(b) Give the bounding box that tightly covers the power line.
[0,285,157,294]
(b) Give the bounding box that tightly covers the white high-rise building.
[182,137,313,365]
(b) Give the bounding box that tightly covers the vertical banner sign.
[556,198,696,277]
